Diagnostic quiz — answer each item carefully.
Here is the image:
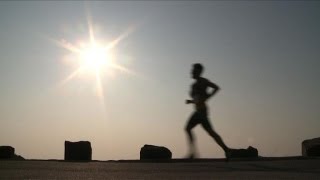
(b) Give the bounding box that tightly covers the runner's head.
[192,63,203,79]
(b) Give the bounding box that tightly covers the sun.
[51,18,136,101]
[78,42,113,75]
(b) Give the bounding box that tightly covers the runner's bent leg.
[201,118,229,152]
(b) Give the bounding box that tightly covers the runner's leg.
[201,118,229,152]
[185,112,200,158]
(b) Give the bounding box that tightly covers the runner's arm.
[206,80,220,100]
[186,99,195,104]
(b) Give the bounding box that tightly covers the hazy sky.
[0,1,319,160]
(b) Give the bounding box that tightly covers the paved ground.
[0,158,320,179]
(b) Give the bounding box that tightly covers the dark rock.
[0,146,15,159]
[140,144,172,160]
[64,141,92,161]
[12,154,25,160]
[302,137,320,157]
[229,146,258,158]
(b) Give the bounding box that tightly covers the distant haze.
[0,1,319,160]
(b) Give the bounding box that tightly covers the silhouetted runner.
[185,63,230,159]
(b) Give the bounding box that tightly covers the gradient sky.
[0,1,319,160]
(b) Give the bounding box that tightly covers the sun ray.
[110,63,136,76]
[50,38,82,54]
[105,25,136,50]
[87,12,95,44]
[95,71,104,99]
[95,70,108,115]
[84,1,95,44]
[58,67,83,87]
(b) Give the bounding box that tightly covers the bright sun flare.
[78,43,113,75]
[51,15,136,100]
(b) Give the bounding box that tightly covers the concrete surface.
[0,158,319,179]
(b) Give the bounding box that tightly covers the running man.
[185,63,230,159]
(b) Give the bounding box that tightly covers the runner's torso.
[190,77,209,112]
